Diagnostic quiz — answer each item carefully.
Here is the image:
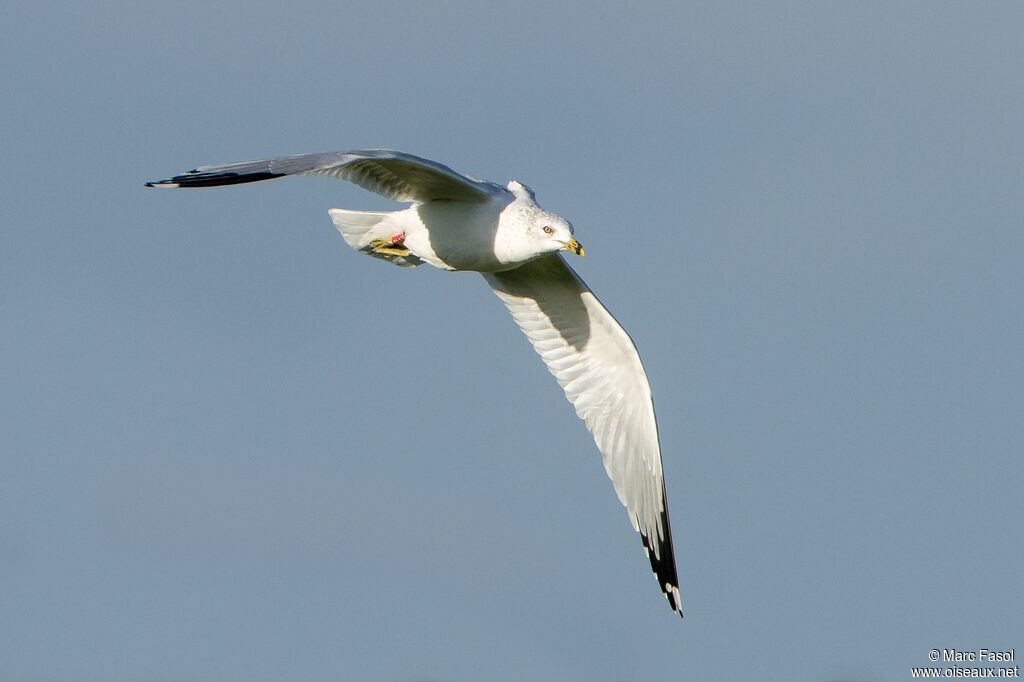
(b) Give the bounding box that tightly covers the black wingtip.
[144,170,286,188]
[640,491,684,619]
[642,528,684,618]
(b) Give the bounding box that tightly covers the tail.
[328,209,423,268]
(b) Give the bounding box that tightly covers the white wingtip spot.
[668,584,684,618]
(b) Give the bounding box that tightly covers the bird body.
[148,149,683,617]
[329,184,569,272]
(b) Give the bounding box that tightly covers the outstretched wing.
[146,149,500,203]
[483,254,682,617]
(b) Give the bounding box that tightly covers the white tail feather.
[328,209,423,268]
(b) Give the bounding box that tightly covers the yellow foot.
[369,245,410,256]
[369,232,409,256]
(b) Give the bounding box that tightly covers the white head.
[496,180,584,265]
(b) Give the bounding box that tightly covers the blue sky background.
[2,2,1022,680]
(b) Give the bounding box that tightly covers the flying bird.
[147,150,683,617]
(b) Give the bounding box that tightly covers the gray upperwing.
[146,149,501,203]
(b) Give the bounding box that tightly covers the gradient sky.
[3,2,1022,680]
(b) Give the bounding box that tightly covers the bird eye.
[542,226,553,235]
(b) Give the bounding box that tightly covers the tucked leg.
[369,232,409,256]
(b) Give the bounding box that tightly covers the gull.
[147,150,683,617]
